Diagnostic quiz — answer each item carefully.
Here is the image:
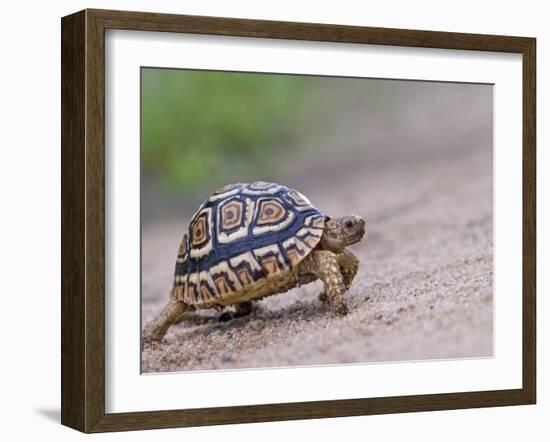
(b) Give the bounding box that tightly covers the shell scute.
[170,182,325,304]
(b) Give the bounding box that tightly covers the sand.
[141,143,493,373]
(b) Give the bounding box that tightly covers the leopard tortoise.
[144,181,366,342]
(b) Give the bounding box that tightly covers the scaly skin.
[318,249,359,305]
[143,299,187,343]
[144,214,366,342]
[304,250,348,315]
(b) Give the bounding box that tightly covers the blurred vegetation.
[141,68,332,191]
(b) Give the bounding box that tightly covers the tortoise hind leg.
[219,301,254,322]
[143,299,188,343]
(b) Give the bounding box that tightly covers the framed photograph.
[61,9,536,433]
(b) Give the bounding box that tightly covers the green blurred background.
[141,68,492,224]
[141,69,335,192]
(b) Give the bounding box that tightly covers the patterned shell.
[171,181,326,305]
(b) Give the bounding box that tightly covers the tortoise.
[144,181,366,342]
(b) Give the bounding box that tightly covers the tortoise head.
[320,214,366,252]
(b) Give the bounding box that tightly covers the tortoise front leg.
[309,250,348,316]
[339,249,359,290]
[143,299,187,343]
[318,249,358,303]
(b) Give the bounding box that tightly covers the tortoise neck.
[319,229,346,253]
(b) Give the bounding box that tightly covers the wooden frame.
[61,8,536,433]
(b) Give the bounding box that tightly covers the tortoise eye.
[345,220,354,228]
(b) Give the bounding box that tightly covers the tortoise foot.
[219,311,234,322]
[331,302,349,316]
[219,301,254,322]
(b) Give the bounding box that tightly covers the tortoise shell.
[170,181,326,305]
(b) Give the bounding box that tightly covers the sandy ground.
[141,140,493,373]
